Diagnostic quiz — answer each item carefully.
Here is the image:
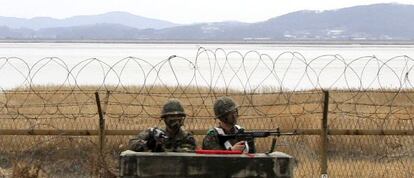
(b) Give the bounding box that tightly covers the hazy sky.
[1,0,414,24]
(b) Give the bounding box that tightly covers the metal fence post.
[321,90,329,178]
[95,92,106,177]
[95,92,105,158]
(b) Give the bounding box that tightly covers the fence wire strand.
[0,48,413,177]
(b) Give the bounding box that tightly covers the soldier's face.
[164,115,185,130]
[224,108,238,125]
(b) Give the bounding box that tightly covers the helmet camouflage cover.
[213,96,239,119]
[161,99,186,118]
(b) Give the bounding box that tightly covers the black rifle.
[217,128,296,153]
[147,128,168,152]
[218,128,295,141]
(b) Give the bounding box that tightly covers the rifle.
[147,128,168,152]
[217,128,296,153]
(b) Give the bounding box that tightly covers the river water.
[0,43,414,90]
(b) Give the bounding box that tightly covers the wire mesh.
[0,48,413,177]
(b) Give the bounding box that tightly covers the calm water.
[1,43,414,90]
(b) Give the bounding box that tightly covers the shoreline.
[1,39,414,45]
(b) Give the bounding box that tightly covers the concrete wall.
[120,151,293,178]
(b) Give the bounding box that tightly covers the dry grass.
[1,86,414,177]
[294,158,414,178]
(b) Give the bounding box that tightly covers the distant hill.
[251,3,414,40]
[1,3,414,41]
[151,3,414,40]
[0,11,179,30]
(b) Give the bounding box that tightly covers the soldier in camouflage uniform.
[202,96,256,153]
[128,99,196,152]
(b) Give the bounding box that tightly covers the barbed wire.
[1,47,414,177]
[0,47,414,131]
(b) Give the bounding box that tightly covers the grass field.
[1,86,414,177]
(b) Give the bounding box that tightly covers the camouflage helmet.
[213,96,239,119]
[161,99,186,118]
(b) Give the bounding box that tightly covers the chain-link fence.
[1,48,414,177]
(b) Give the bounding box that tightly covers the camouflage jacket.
[128,127,196,152]
[202,125,256,153]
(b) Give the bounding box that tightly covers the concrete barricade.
[120,150,294,178]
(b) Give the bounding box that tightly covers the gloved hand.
[148,128,167,152]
